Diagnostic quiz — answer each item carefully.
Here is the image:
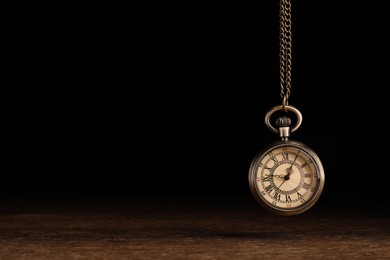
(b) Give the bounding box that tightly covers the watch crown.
[276,116,291,142]
[276,116,291,127]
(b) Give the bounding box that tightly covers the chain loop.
[279,0,292,104]
[282,96,288,112]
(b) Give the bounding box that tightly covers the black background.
[2,2,388,211]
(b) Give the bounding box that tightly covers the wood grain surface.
[0,197,389,259]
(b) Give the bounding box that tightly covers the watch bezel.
[249,139,325,216]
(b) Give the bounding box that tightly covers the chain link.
[279,0,292,104]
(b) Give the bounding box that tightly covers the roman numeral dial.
[249,141,325,216]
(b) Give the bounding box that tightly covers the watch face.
[249,140,325,216]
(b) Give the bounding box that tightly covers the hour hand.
[270,174,285,179]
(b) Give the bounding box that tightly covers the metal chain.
[279,0,292,105]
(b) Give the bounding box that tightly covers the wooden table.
[0,196,389,259]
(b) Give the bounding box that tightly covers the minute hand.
[286,151,300,178]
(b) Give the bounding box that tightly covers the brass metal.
[249,140,325,216]
[249,0,325,216]
[264,105,302,134]
[279,0,292,105]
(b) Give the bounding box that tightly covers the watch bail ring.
[265,105,303,134]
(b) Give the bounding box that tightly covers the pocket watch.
[249,0,325,216]
[248,105,325,216]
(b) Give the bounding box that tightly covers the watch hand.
[285,151,300,179]
[276,179,286,192]
[289,152,299,169]
[266,174,285,179]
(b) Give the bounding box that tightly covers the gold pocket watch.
[248,105,325,216]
